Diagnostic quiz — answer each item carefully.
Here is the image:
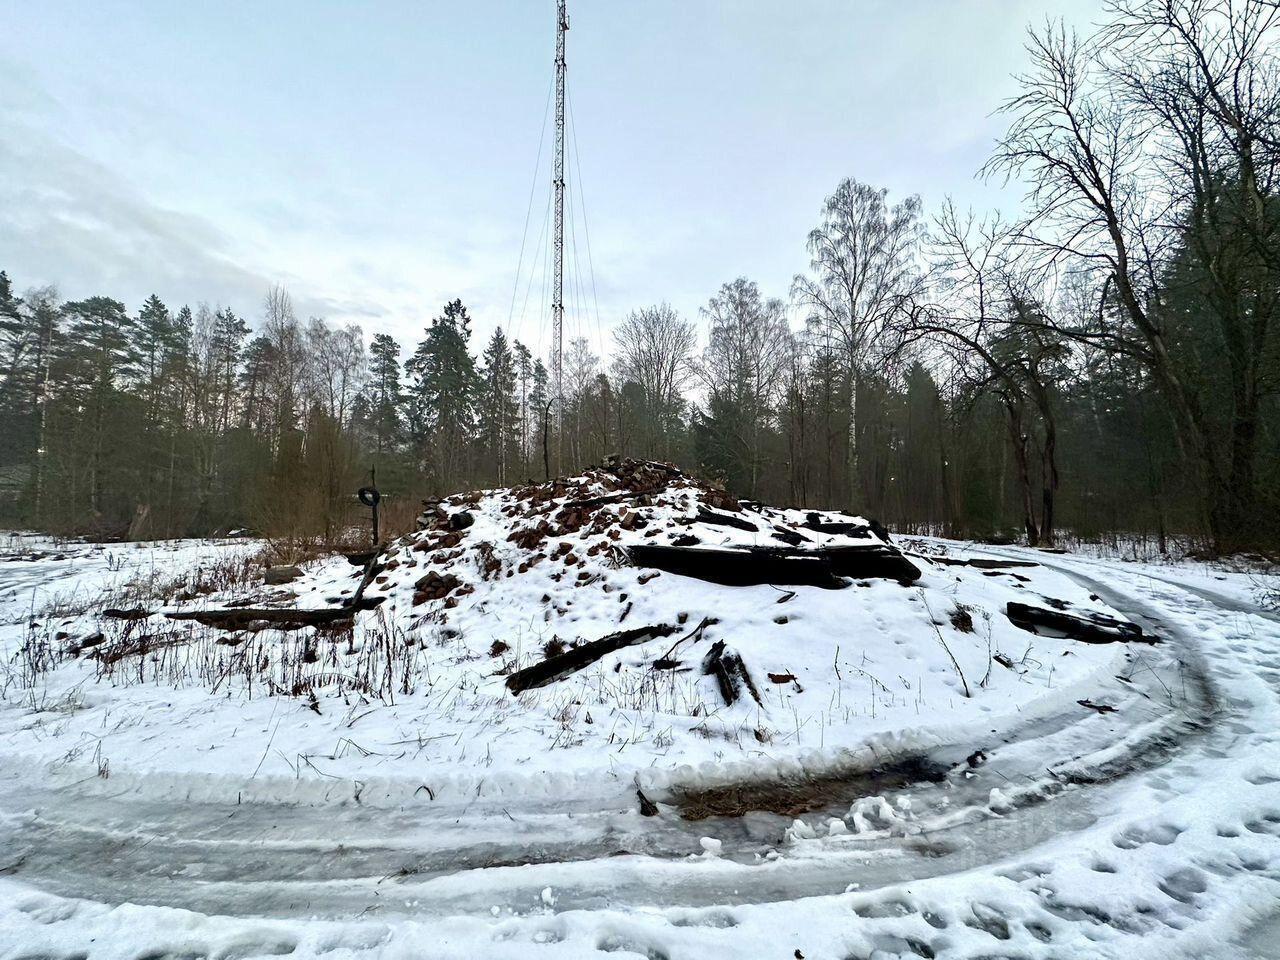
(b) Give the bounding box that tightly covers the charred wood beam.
[820,546,921,582]
[344,545,386,610]
[925,556,1039,570]
[166,607,356,629]
[770,526,810,546]
[628,544,847,589]
[701,640,762,707]
[1006,602,1151,644]
[692,508,758,532]
[562,489,657,511]
[505,623,678,695]
[803,512,872,538]
[627,544,921,587]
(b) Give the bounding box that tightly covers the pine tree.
[0,270,22,342]
[0,272,28,467]
[135,295,173,406]
[238,336,274,433]
[59,297,139,516]
[158,305,194,535]
[211,307,249,432]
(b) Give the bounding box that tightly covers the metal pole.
[552,0,567,476]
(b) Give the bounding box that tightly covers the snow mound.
[0,459,1137,797]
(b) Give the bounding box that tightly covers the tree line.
[0,0,1275,553]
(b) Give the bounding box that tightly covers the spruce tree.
[530,359,550,480]
[478,328,519,484]
[405,299,478,489]
[367,333,403,457]
[513,340,533,476]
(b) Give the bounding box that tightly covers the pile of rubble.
[411,456,919,602]
[126,457,1144,698]
[307,456,927,703]
[36,457,1154,793]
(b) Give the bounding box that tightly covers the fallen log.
[94,633,190,665]
[505,623,678,695]
[1006,602,1152,644]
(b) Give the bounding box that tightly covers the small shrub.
[949,604,975,633]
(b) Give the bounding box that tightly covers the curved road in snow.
[1,550,1278,959]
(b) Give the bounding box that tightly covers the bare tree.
[700,278,793,496]
[793,178,924,506]
[563,336,599,468]
[894,202,1069,543]
[306,319,366,425]
[612,304,696,459]
[987,4,1280,548]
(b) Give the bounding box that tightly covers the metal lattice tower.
[552,0,568,474]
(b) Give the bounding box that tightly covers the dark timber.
[627,543,921,587]
[1006,601,1151,644]
[506,623,678,694]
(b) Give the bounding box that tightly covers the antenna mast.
[552,0,568,475]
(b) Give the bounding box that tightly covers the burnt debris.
[1006,601,1151,644]
[627,543,921,587]
[505,623,679,695]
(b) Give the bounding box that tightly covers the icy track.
[2,542,1280,958]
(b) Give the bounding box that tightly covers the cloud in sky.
[0,0,1106,353]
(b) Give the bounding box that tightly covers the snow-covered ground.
[0,468,1129,801]
[1,495,1278,959]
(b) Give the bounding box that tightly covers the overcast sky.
[0,1,1104,356]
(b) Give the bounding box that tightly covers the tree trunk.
[1003,397,1039,546]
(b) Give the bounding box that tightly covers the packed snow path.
[2,545,1278,958]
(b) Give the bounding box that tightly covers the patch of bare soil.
[671,754,950,820]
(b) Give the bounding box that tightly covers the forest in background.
[0,0,1277,555]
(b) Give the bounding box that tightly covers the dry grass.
[255,527,373,568]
